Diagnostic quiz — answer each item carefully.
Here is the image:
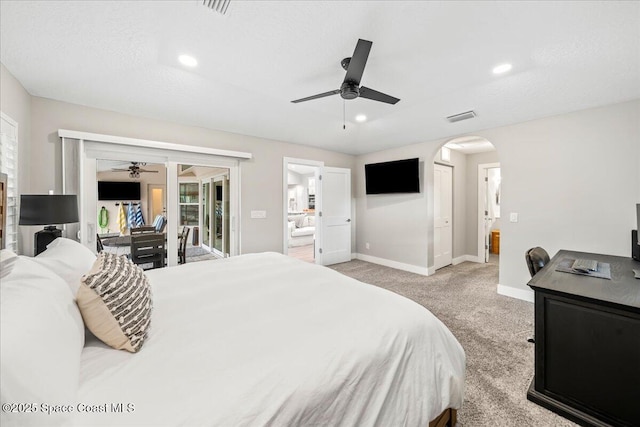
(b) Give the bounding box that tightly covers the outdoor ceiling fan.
[291,38,400,105]
[111,162,158,179]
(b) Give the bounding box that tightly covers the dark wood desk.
[527,250,640,427]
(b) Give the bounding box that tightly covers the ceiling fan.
[111,162,158,178]
[291,38,400,105]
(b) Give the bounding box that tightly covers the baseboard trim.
[452,254,483,265]
[497,284,534,303]
[355,253,429,276]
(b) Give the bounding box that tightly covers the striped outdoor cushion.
[77,252,152,352]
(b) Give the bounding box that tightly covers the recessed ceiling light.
[178,54,198,68]
[492,63,512,74]
[355,114,367,122]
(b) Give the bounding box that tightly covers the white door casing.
[434,163,453,270]
[484,170,491,263]
[282,157,323,260]
[319,167,351,266]
[477,163,500,263]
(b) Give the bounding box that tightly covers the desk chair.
[96,234,104,253]
[525,246,550,344]
[525,247,550,278]
[178,226,190,265]
[130,233,165,270]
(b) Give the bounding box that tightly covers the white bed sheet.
[74,252,464,426]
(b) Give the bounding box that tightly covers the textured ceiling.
[1,1,639,155]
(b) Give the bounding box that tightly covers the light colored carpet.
[329,258,578,427]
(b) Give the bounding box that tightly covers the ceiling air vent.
[446,110,476,123]
[202,0,231,15]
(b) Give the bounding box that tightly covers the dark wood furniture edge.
[429,407,457,427]
[527,379,612,427]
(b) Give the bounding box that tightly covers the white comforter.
[74,253,465,426]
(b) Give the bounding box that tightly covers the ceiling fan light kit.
[111,162,159,179]
[292,39,400,106]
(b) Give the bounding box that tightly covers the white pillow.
[32,237,97,298]
[0,256,84,427]
[0,249,18,279]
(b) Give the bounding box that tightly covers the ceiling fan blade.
[359,86,400,104]
[343,39,372,86]
[291,89,340,103]
[111,169,130,172]
[138,170,159,173]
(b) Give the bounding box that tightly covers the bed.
[1,239,465,427]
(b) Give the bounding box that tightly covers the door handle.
[346,219,351,222]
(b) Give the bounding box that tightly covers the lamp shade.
[19,195,79,225]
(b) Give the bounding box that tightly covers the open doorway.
[178,165,229,262]
[479,163,501,264]
[284,161,320,263]
[95,160,167,259]
[433,136,500,270]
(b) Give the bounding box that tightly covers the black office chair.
[96,234,104,253]
[525,247,550,278]
[525,246,550,345]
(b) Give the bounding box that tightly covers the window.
[179,182,199,226]
[0,113,18,252]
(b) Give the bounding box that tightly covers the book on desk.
[555,257,612,280]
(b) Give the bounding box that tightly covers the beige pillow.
[77,252,152,353]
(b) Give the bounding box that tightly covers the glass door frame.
[212,174,229,258]
[201,179,212,252]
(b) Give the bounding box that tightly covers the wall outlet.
[510,212,519,223]
[250,210,267,219]
[365,242,370,250]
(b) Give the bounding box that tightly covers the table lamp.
[19,194,79,256]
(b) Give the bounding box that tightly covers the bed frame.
[429,408,457,427]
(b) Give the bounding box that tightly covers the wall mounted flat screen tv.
[98,181,141,201]
[365,158,420,194]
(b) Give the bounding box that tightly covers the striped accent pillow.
[77,252,152,352]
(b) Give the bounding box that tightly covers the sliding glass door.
[212,175,229,257]
[202,180,211,251]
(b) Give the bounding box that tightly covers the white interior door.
[434,164,452,270]
[318,167,351,265]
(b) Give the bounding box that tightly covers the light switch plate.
[510,213,519,223]
[251,210,267,219]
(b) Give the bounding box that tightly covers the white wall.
[356,99,640,298]
[25,96,355,256]
[1,64,33,252]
